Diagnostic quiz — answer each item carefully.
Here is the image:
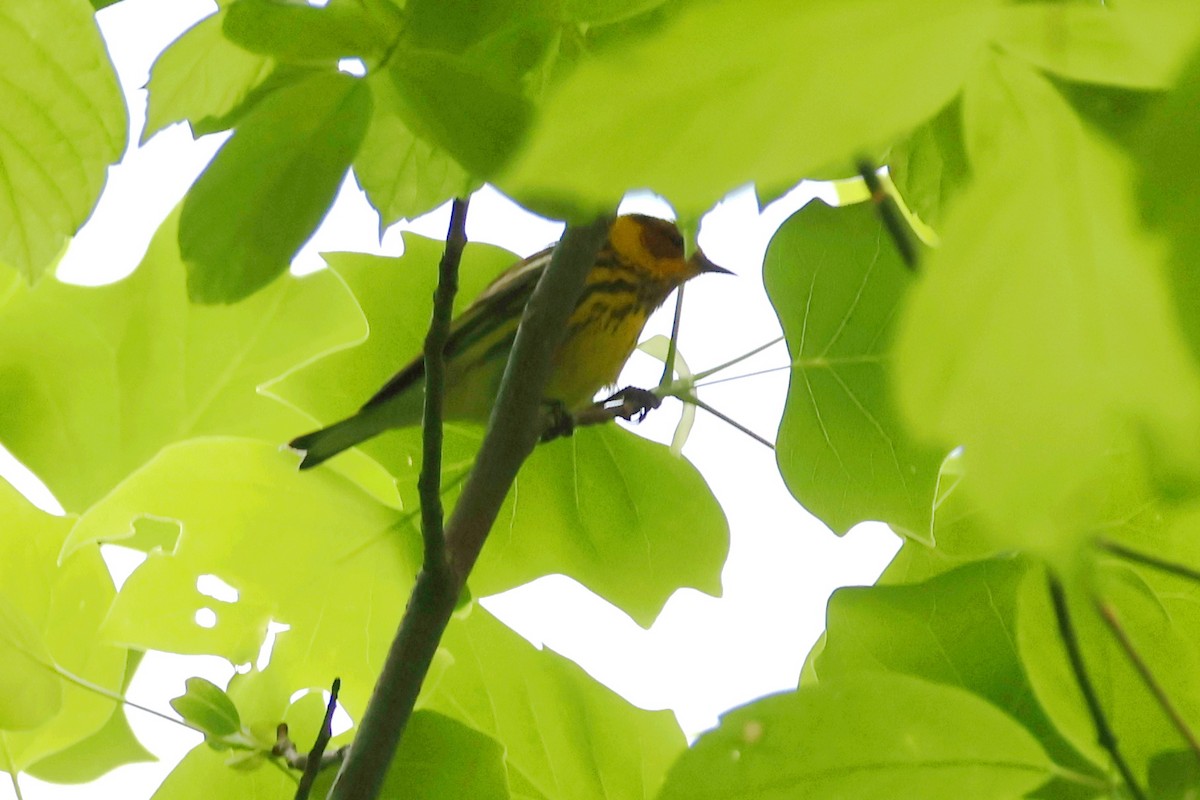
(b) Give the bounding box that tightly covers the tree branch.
[327,215,610,800]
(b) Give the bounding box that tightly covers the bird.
[289,214,730,469]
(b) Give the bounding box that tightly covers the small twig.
[419,197,469,569]
[856,158,918,271]
[1096,601,1200,761]
[1047,574,1146,800]
[1095,538,1200,585]
[294,678,342,800]
[658,285,687,388]
[691,336,785,383]
[685,394,774,449]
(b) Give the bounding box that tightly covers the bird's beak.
[691,251,734,275]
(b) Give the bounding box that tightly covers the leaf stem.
[692,336,785,382]
[682,394,774,449]
[658,284,687,389]
[1047,573,1146,800]
[1096,600,1200,761]
[1095,538,1200,584]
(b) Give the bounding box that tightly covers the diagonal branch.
[327,215,610,800]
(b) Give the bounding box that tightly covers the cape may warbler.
[290,214,729,468]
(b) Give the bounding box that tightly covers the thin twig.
[857,158,918,271]
[691,336,785,382]
[1096,601,1200,761]
[1047,574,1146,800]
[1095,538,1200,585]
[658,285,687,388]
[327,217,611,800]
[685,394,775,449]
[419,197,469,568]
[295,678,342,800]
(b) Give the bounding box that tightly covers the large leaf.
[63,438,418,726]
[425,607,685,800]
[658,673,1054,800]
[353,72,478,229]
[0,0,127,281]
[896,53,1200,559]
[179,71,372,302]
[222,0,397,63]
[887,98,970,229]
[26,651,155,783]
[995,1,1200,89]
[501,0,1000,218]
[765,200,944,538]
[142,8,274,143]
[0,480,125,772]
[0,209,369,513]
[814,558,1098,778]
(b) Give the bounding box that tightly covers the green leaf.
[0,0,127,281]
[170,678,242,739]
[26,651,155,783]
[1017,563,1200,784]
[142,9,275,143]
[354,72,478,229]
[0,479,124,771]
[474,425,728,626]
[658,673,1054,800]
[501,0,1000,218]
[180,71,372,303]
[897,53,1200,559]
[887,98,970,229]
[150,744,294,800]
[0,593,62,731]
[765,200,944,538]
[0,208,371,513]
[64,438,419,730]
[564,0,670,26]
[223,0,396,63]
[385,48,534,179]
[815,558,1097,776]
[1137,46,1200,364]
[426,607,685,800]
[995,2,1200,89]
[308,710,510,800]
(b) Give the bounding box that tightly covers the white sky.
[2,1,900,797]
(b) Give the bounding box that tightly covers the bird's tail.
[289,406,394,469]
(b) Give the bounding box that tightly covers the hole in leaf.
[338,58,366,77]
[194,608,217,629]
[196,574,239,603]
[257,620,291,671]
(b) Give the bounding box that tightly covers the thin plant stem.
[1047,574,1146,800]
[692,336,785,382]
[1096,601,1200,761]
[682,394,774,449]
[1096,538,1200,585]
[658,285,687,388]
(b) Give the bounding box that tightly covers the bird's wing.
[361,247,552,410]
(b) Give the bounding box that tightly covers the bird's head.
[608,214,731,286]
